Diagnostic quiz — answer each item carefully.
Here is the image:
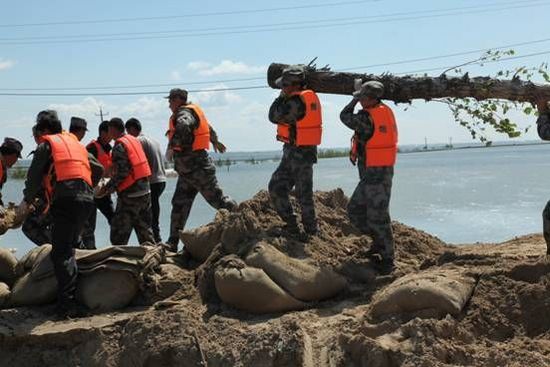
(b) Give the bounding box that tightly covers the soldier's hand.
[213,141,227,154]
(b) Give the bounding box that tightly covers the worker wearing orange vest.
[165,88,237,252]
[82,120,116,249]
[268,65,322,239]
[0,137,23,209]
[340,81,398,274]
[100,117,155,246]
[21,126,53,246]
[20,110,104,317]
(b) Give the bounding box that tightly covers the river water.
[2,144,550,256]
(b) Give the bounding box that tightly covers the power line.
[0,0,380,28]
[1,1,547,45]
[3,36,550,92]
[0,85,268,97]
[0,0,536,41]
[396,50,550,75]
[0,76,266,91]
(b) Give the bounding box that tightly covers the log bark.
[267,63,550,104]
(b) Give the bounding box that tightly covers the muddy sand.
[0,189,548,366]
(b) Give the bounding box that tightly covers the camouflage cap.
[1,137,23,158]
[353,80,385,99]
[165,88,188,100]
[275,65,306,87]
[70,116,88,131]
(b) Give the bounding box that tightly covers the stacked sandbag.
[0,282,10,308]
[180,224,222,262]
[214,255,306,314]
[370,268,477,319]
[7,245,162,311]
[0,247,18,285]
[214,242,347,313]
[245,242,347,302]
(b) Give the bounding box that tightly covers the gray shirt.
[137,133,166,184]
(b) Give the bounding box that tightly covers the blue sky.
[0,0,549,155]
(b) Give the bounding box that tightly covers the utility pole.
[423,137,428,150]
[95,107,109,122]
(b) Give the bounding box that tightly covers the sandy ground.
[0,190,548,367]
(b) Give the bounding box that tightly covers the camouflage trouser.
[542,202,550,254]
[168,162,236,246]
[22,208,52,246]
[268,153,317,230]
[348,166,394,260]
[110,193,154,246]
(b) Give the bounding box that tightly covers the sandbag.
[10,272,57,307]
[245,242,347,302]
[179,224,222,262]
[370,268,477,318]
[214,256,306,314]
[0,282,10,308]
[0,248,17,285]
[76,269,139,311]
[15,244,51,276]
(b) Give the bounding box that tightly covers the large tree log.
[267,63,550,104]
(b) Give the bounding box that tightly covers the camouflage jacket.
[106,138,150,197]
[168,104,221,154]
[269,92,317,163]
[340,100,392,183]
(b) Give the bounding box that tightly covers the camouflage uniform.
[536,111,550,254]
[167,105,236,247]
[340,98,395,261]
[105,138,154,246]
[268,93,318,233]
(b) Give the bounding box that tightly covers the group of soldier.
[0,63,548,316]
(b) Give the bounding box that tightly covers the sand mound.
[0,189,548,366]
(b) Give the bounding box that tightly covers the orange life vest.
[41,131,93,205]
[166,104,211,151]
[0,162,4,186]
[276,89,322,146]
[115,134,152,192]
[87,140,112,171]
[350,103,398,167]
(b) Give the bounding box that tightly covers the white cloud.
[185,60,265,76]
[192,83,242,107]
[0,58,15,70]
[170,70,182,81]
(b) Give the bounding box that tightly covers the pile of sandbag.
[0,247,18,307]
[369,267,477,319]
[3,244,164,311]
[214,242,347,314]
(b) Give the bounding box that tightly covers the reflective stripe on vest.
[41,131,93,199]
[87,140,112,171]
[116,134,152,192]
[365,103,398,167]
[276,89,322,146]
[167,104,211,151]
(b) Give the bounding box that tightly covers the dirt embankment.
[0,189,548,367]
